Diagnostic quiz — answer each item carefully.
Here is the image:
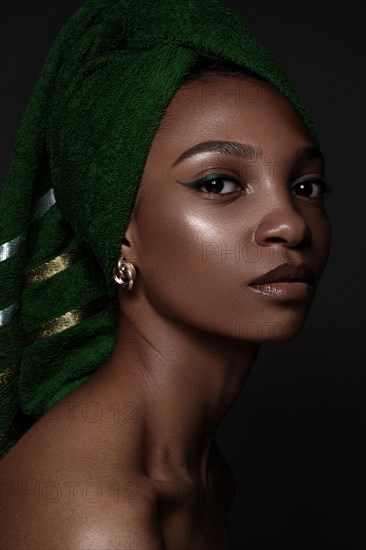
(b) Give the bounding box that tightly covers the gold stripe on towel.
[24,295,111,345]
[0,362,20,390]
[25,245,87,286]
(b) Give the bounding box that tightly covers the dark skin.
[0,74,331,549]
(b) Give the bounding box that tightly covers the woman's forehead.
[152,74,315,159]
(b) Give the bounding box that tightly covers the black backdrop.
[1,2,365,548]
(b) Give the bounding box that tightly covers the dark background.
[1,1,365,548]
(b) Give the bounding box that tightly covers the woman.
[0,0,332,547]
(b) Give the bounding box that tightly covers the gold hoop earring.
[112,256,136,290]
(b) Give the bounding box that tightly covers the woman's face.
[124,74,332,342]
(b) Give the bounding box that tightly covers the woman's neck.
[90,298,260,487]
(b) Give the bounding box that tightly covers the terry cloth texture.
[0,0,319,457]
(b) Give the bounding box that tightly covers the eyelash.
[177,173,335,200]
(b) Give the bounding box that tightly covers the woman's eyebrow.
[171,141,324,168]
[171,140,262,167]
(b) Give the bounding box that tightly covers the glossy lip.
[249,281,315,300]
[249,262,316,286]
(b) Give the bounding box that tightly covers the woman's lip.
[250,262,316,286]
[249,281,315,300]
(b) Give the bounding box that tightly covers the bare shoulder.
[1,455,164,549]
[1,497,164,549]
[0,420,164,548]
[71,501,165,550]
[59,497,165,550]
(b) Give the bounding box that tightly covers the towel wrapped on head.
[0,0,319,457]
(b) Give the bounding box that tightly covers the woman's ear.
[120,217,139,265]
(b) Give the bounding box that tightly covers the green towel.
[0,0,319,457]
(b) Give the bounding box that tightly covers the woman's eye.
[176,174,244,197]
[291,177,334,201]
[200,176,243,195]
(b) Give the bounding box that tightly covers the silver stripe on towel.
[0,188,56,263]
[0,234,26,262]
[31,188,56,221]
[0,302,20,327]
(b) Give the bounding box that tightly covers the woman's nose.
[253,204,312,249]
